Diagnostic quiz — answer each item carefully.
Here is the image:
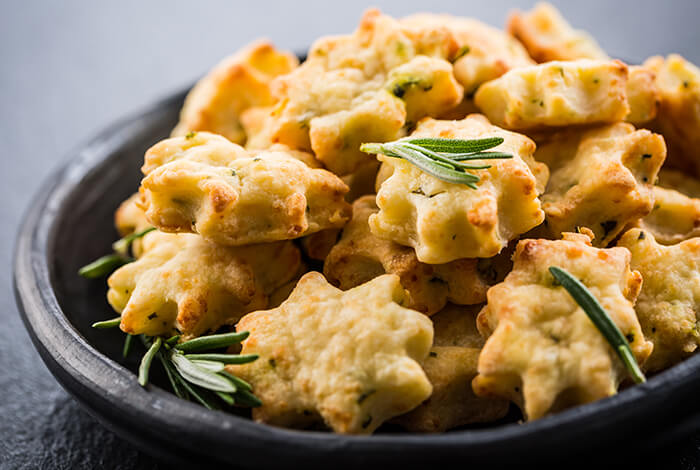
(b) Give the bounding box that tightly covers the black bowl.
[13,88,700,468]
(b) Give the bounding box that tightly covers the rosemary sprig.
[82,227,260,408]
[128,332,260,408]
[79,226,155,278]
[549,266,646,384]
[360,137,512,188]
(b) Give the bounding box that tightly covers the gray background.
[2,1,700,468]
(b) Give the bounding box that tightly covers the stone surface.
[2,1,700,468]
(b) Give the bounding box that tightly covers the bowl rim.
[13,87,700,467]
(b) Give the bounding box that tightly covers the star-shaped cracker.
[392,304,509,432]
[171,40,298,144]
[324,196,509,314]
[139,132,351,246]
[370,114,548,263]
[402,13,533,96]
[638,169,700,245]
[473,231,652,420]
[506,3,608,63]
[108,232,300,338]
[537,122,665,245]
[243,9,465,176]
[229,272,433,434]
[474,59,629,130]
[638,186,700,245]
[618,228,700,372]
[644,54,700,175]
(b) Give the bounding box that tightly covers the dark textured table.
[2,1,700,468]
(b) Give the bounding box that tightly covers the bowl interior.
[17,87,700,468]
[49,94,182,387]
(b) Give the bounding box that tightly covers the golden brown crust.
[392,335,509,432]
[114,193,154,258]
[618,229,700,372]
[473,232,651,420]
[645,54,700,176]
[506,5,655,126]
[401,13,534,95]
[474,59,629,131]
[299,229,341,261]
[229,272,433,434]
[171,40,298,144]
[115,193,150,237]
[108,231,300,338]
[139,132,351,246]
[243,9,465,176]
[537,123,666,246]
[324,196,499,315]
[625,65,660,125]
[506,3,609,63]
[370,115,547,263]
[639,186,700,245]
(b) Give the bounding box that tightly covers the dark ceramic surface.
[12,82,700,468]
[8,1,700,466]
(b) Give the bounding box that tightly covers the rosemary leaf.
[138,337,162,386]
[122,334,134,358]
[79,254,133,278]
[401,142,463,167]
[159,352,190,400]
[91,317,122,329]
[175,331,250,353]
[112,227,156,255]
[402,136,504,153]
[216,391,236,406]
[219,370,253,392]
[177,378,220,410]
[170,352,237,392]
[445,151,514,161]
[387,144,480,188]
[450,161,493,170]
[548,266,646,384]
[183,353,259,365]
[189,359,227,373]
[234,389,263,408]
[360,136,512,189]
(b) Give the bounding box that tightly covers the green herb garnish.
[79,227,155,278]
[82,227,259,408]
[360,137,512,188]
[138,337,162,386]
[452,45,470,62]
[175,331,249,353]
[132,332,260,408]
[387,76,432,98]
[78,254,133,278]
[548,266,646,384]
[183,353,259,364]
[91,316,122,329]
[123,334,134,358]
[112,227,156,255]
